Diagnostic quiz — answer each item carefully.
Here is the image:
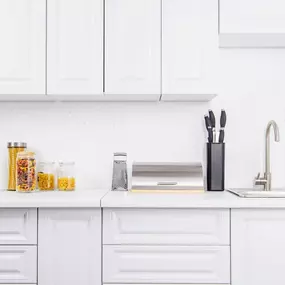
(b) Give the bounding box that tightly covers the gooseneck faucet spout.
[255,120,280,191]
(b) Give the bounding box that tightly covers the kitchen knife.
[219,109,227,143]
[209,110,216,142]
[204,115,213,143]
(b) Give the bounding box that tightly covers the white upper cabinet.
[48,0,103,95]
[232,209,285,285]
[220,0,285,47]
[0,0,45,94]
[161,0,218,101]
[105,0,160,98]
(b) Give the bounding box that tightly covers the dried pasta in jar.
[37,162,55,191]
[16,151,36,193]
[57,162,76,191]
[58,177,76,191]
[7,142,27,191]
[38,173,55,191]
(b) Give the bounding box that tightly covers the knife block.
[206,143,225,191]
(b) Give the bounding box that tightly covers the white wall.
[1,49,285,190]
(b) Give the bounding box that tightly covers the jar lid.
[7,142,27,148]
[59,161,75,166]
[39,161,55,165]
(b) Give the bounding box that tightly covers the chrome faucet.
[255,120,280,191]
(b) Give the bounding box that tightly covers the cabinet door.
[0,0,45,94]
[232,209,285,285]
[104,245,230,284]
[105,0,160,98]
[38,209,101,285]
[0,209,37,245]
[162,0,218,100]
[0,246,37,283]
[220,0,285,47]
[48,0,103,95]
[104,208,230,245]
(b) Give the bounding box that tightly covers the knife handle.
[220,109,227,128]
[208,129,213,143]
[209,110,216,128]
[219,130,225,143]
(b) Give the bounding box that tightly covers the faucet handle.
[254,172,267,187]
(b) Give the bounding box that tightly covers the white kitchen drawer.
[103,283,227,285]
[0,246,37,283]
[103,209,229,245]
[0,209,37,245]
[103,245,230,284]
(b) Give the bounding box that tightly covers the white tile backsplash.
[1,49,285,190]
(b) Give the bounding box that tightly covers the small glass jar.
[37,161,56,191]
[57,162,76,191]
[16,151,36,193]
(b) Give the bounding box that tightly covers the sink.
[227,188,285,198]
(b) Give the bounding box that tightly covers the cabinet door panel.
[0,0,45,94]
[104,245,230,284]
[220,0,285,34]
[162,0,218,97]
[48,0,103,95]
[105,0,160,97]
[104,208,230,245]
[0,246,37,283]
[0,209,37,245]
[232,209,285,285]
[38,209,101,285]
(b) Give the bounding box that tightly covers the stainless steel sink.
[227,188,285,198]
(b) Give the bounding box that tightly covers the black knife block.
[207,143,225,191]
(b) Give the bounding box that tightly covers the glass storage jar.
[57,162,76,191]
[7,142,27,191]
[37,161,56,191]
[16,151,36,193]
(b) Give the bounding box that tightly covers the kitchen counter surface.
[101,190,285,208]
[3,189,285,209]
[0,189,108,208]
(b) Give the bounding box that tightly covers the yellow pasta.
[58,177,76,191]
[38,173,55,191]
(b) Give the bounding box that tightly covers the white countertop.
[101,190,285,208]
[0,189,108,208]
[3,189,285,209]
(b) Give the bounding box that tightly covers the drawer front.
[0,246,37,283]
[103,209,229,245]
[0,209,37,245]
[103,246,230,284]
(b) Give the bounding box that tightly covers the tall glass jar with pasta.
[7,142,27,191]
[16,151,36,193]
[57,162,76,191]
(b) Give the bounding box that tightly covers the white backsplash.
[1,49,285,190]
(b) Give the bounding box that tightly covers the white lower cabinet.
[0,246,37,284]
[38,209,101,285]
[104,208,230,245]
[0,208,37,245]
[104,245,230,284]
[232,209,285,285]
